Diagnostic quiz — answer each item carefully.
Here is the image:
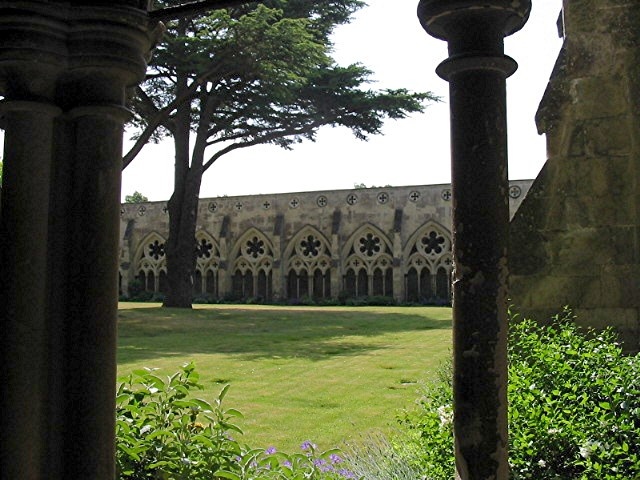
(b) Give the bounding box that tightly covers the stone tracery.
[134,232,168,293]
[194,230,220,297]
[231,228,274,301]
[343,225,393,298]
[285,227,332,300]
[404,221,452,303]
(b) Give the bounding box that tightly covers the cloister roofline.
[121,179,534,206]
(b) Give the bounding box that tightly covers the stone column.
[0,100,62,480]
[417,2,530,479]
[59,104,132,478]
[0,3,154,479]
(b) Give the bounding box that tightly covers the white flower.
[579,446,591,459]
[547,428,560,435]
[579,440,601,459]
[437,405,453,427]
[140,425,152,435]
[538,459,547,467]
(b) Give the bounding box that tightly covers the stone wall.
[509,0,640,350]
[121,181,531,303]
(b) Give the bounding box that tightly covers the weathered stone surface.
[510,0,640,352]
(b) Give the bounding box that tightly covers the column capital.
[417,0,531,41]
[417,0,531,80]
[0,2,158,105]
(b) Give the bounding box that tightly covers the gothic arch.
[194,230,221,297]
[403,221,453,304]
[284,225,332,300]
[134,232,168,293]
[342,223,394,298]
[230,227,274,301]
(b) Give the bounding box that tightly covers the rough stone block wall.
[510,0,640,351]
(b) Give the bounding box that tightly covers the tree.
[125,1,438,308]
[124,191,149,203]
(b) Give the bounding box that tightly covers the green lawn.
[117,303,452,451]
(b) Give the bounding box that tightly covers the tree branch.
[202,117,333,172]
[150,0,257,21]
[123,65,229,169]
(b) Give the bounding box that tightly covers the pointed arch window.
[343,225,394,299]
[195,231,221,298]
[134,233,167,293]
[232,229,274,302]
[285,228,332,301]
[404,222,452,304]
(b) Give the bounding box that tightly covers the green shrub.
[398,307,640,480]
[116,363,356,480]
[396,360,454,478]
[127,279,147,300]
[116,362,243,479]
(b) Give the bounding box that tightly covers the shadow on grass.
[117,306,451,364]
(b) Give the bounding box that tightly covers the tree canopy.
[125,0,435,170]
[124,191,149,203]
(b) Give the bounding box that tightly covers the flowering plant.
[398,307,640,479]
[219,441,356,480]
[115,363,357,480]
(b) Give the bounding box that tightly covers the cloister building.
[120,180,532,304]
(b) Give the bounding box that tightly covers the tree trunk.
[163,170,202,308]
[162,39,202,309]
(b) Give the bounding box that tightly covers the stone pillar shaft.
[449,66,510,480]
[0,4,153,479]
[0,101,61,479]
[60,107,128,478]
[417,2,531,479]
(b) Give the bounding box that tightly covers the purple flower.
[330,453,343,464]
[283,460,292,467]
[265,446,276,455]
[339,469,357,479]
[301,440,316,452]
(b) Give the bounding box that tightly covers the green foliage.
[398,307,640,480]
[115,363,359,480]
[508,307,640,479]
[127,1,435,167]
[396,361,454,479]
[0,160,3,183]
[126,279,153,302]
[124,191,149,203]
[116,362,244,479]
[223,442,354,480]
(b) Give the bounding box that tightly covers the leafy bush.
[116,362,243,479]
[396,361,454,478]
[126,279,148,301]
[116,363,357,480]
[398,307,640,479]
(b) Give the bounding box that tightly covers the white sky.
[121,0,564,201]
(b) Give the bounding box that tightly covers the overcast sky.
[121,0,564,201]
